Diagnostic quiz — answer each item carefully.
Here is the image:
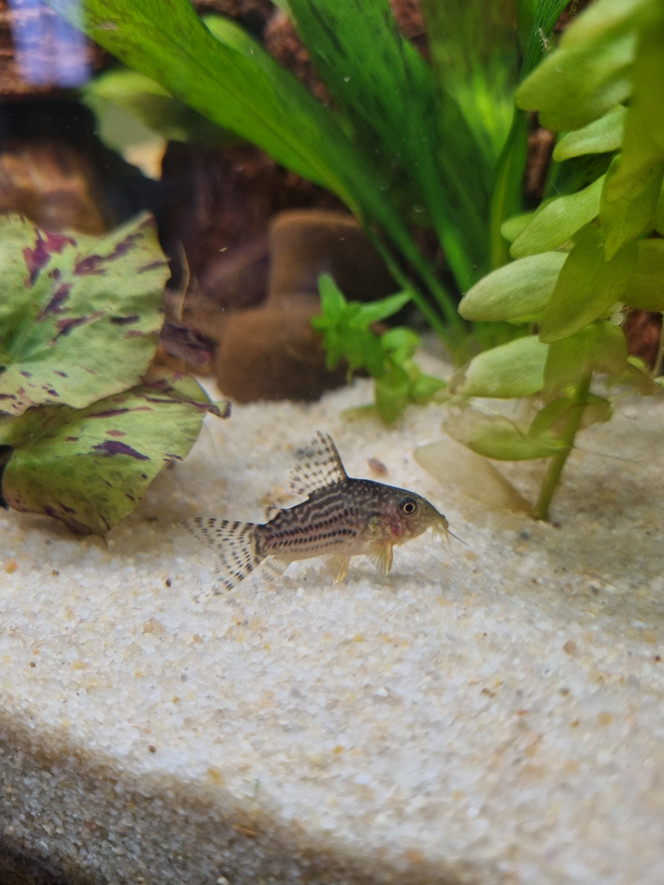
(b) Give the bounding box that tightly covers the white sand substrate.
[1,357,663,884]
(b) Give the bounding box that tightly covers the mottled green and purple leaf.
[0,374,227,534]
[0,212,169,417]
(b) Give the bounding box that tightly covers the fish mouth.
[431,513,450,542]
[433,513,466,547]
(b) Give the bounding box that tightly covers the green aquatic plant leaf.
[444,406,565,461]
[422,0,518,169]
[539,226,637,342]
[83,66,222,151]
[528,393,612,438]
[600,3,664,204]
[510,175,604,258]
[288,0,488,290]
[600,157,664,260]
[0,375,225,534]
[543,322,627,393]
[450,335,548,399]
[375,364,411,425]
[46,0,463,340]
[0,213,168,417]
[314,275,444,423]
[553,105,627,161]
[655,187,664,238]
[623,240,664,311]
[312,275,410,376]
[459,251,567,323]
[515,0,644,131]
[48,0,351,197]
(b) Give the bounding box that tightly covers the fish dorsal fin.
[289,431,348,498]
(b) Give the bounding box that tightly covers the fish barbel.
[186,431,450,591]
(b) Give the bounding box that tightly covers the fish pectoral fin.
[370,543,393,576]
[327,555,351,583]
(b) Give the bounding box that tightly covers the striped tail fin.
[185,517,264,591]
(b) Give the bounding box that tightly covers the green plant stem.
[534,371,592,521]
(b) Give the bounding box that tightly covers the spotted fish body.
[187,431,450,591]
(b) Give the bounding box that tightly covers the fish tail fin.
[185,517,264,591]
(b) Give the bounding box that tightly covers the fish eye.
[399,496,418,515]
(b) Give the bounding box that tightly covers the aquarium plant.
[43,0,664,520]
[0,213,224,533]
[312,275,445,424]
[46,0,568,350]
[452,0,664,518]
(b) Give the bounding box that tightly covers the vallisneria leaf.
[49,0,354,199]
[539,226,637,342]
[510,175,604,258]
[288,0,489,290]
[0,213,168,417]
[459,251,567,323]
[450,335,548,398]
[0,375,225,534]
[421,0,518,169]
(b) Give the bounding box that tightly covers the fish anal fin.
[370,543,393,576]
[261,556,292,583]
[327,554,351,583]
[289,431,348,498]
[185,517,263,591]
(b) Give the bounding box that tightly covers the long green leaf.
[287,0,487,291]
[422,0,519,168]
[48,0,355,199]
[48,0,462,341]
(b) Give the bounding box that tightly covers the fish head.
[371,485,449,545]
